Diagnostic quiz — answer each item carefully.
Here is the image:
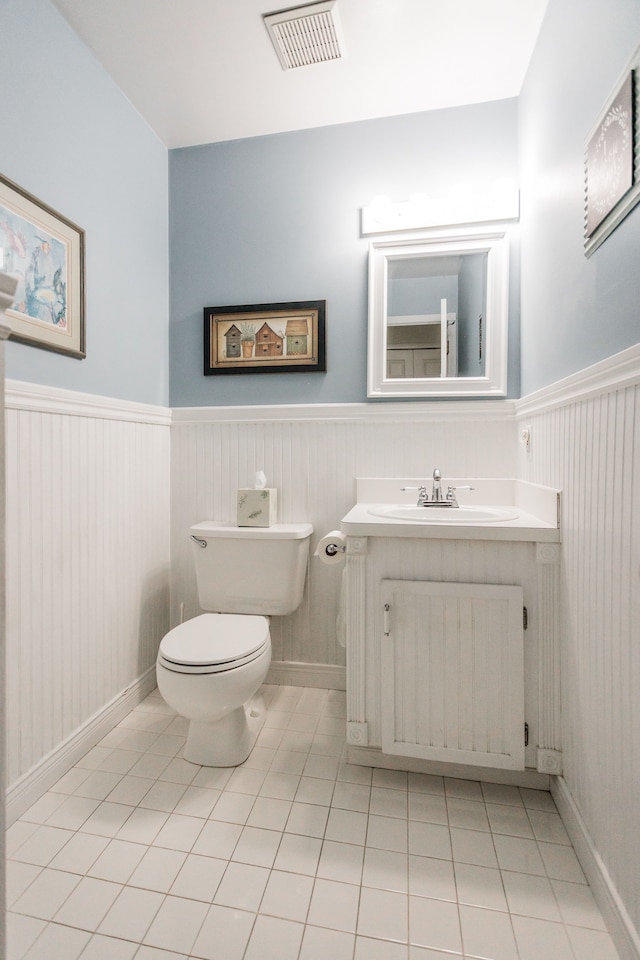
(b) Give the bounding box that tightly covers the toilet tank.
[189,521,313,615]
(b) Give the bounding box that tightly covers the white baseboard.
[6,667,158,826]
[552,777,640,960]
[267,660,346,691]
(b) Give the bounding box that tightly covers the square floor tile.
[326,808,368,845]
[527,809,571,844]
[11,825,74,866]
[97,886,164,942]
[260,771,301,800]
[114,808,168,845]
[408,821,452,861]
[53,876,122,931]
[6,861,43,908]
[370,786,408,819]
[357,886,408,942]
[286,801,329,839]
[446,797,490,832]
[493,833,546,876]
[459,903,518,960]
[21,792,67,825]
[408,792,448,825]
[408,773,445,797]
[299,924,355,960]
[243,913,304,960]
[86,839,147,883]
[128,846,187,893]
[511,914,575,960]
[246,797,292,831]
[565,924,620,960]
[143,894,209,955]
[191,904,255,960]
[367,814,408,853]
[152,812,205,852]
[231,825,282,868]
[551,878,607,929]
[260,869,314,922]
[454,861,507,911]
[214,861,270,912]
[538,841,586,883]
[409,895,462,953]
[273,833,322,876]
[502,870,562,921]
[307,878,360,933]
[170,853,226,902]
[191,819,242,860]
[332,781,371,813]
[408,855,455,902]
[21,921,90,960]
[295,776,336,806]
[48,832,110,876]
[79,932,138,959]
[317,839,364,884]
[363,847,408,893]
[12,868,81,921]
[485,803,534,839]
[449,827,497,868]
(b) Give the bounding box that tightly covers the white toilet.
[156,520,313,766]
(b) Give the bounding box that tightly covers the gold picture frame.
[0,174,85,357]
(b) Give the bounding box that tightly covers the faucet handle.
[446,484,475,504]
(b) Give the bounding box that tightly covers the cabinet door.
[380,580,525,770]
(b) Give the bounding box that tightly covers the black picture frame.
[204,300,326,375]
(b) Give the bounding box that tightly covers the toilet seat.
[158,613,270,675]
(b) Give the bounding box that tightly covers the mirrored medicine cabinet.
[367,227,510,398]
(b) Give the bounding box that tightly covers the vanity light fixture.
[263,0,346,70]
[362,179,520,235]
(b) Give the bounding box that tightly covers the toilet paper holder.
[324,541,346,556]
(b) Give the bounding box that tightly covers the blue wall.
[169,101,519,406]
[0,0,169,405]
[519,0,640,395]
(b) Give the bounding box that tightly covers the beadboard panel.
[5,386,171,790]
[170,406,516,668]
[516,349,640,956]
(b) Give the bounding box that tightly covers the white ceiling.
[51,0,549,149]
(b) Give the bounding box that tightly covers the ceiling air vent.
[263,1,346,70]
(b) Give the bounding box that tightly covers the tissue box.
[237,488,277,527]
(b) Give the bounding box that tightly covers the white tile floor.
[6,685,621,960]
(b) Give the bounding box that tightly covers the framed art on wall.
[204,300,326,375]
[584,46,640,256]
[0,174,85,357]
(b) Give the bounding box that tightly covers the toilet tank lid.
[190,521,313,540]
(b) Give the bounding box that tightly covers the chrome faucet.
[431,468,443,502]
[401,469,475,508]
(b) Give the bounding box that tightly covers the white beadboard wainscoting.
[5,381,172,823]
[516,344,640,960]
[170,401,517,684]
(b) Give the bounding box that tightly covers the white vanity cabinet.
[380,578,525,771]
[342,529,562,786]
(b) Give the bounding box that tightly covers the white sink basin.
[368,505,520,523]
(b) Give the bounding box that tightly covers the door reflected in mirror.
[368,228,509,398]
[387,252,487,379]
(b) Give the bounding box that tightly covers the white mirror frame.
[367,226,510,398]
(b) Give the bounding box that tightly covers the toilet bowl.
[156,520,312,766]
[157,613,272,766]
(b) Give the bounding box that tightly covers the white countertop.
[340,478,561,543]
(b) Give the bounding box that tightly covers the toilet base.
[183,692,267,766]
